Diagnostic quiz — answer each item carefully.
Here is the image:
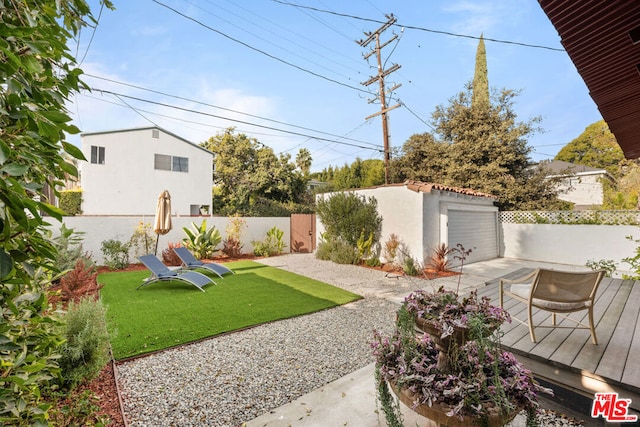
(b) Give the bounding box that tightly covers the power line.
[87,87,385,152]
[182,0,361,80]
[152,0,374,94]
[401,102,435,131]
[83,73,379,147]
[272,0,565,52]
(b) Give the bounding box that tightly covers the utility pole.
[358,13,401,185]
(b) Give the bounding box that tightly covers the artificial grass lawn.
[99,260,362,360]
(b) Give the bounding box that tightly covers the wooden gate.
[290,214,316,253]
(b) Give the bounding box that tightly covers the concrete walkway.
[244,254,588,427]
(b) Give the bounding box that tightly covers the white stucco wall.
[557,173,605,206]
[500,223,637,277]
[320,186,498,265]
[47,216,290,265]
[79,128,213,216]
[351,186,425,262]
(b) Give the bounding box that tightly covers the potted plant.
[372,288,552,427]
[404,286,510,370]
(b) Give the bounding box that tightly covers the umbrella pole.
[154,234,160,256]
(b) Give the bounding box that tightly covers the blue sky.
[69,0,603,173]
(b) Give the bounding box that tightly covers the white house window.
[172,156,189,172]
[91,146,105,164]
[154,154,171,171]
[155,154,189,172]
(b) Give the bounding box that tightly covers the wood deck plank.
[569,278,629,373]
[596,280,640,382]
[551,277,623,369]
[621,287,640,389]
[471,271,639,397]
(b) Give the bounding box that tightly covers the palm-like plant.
[182,220,222,259]
[427,243,452,272]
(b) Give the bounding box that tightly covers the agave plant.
[182,220,222,259]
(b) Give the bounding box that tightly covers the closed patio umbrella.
[153,190,172,255]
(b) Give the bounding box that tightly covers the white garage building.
[322,180,499,266]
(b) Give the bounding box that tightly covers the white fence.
[47,216,291,265]
[48,213,640,278]
[500,223,638,277]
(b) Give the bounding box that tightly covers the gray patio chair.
[173,246,235,278]
[137,254,215,292]
[499,268,605,344]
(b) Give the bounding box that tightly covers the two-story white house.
[544,160,614,209]
[79,127,213,216]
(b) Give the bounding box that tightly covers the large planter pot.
[414,317,498,372]
[414,318,469,372]
[389,381,521,427]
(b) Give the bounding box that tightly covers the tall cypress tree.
[472,34,490,109]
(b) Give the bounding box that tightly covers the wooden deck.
[478,269,640,412]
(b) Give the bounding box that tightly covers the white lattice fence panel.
[499,210,640,225]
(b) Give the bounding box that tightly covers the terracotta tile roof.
[403,180,497,199]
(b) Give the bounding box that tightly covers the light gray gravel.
[116,254,586,427]
[117,297,397,426]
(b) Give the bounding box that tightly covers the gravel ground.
[116,255,586,427]
[117,297,397,426]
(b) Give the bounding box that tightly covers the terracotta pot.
[389,381,521,427]
[414,318,468,371]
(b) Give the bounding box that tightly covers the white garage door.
[448,209,498,264]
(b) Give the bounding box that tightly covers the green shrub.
[100,239,130,270]
[316,192,382,247]
[330,240,360,265]
[59,298,110,389]
[315,237,360,264]
[365,257,381,267]
[0,271,65,425]
[357,230,374,261]
[623,234,640,280]
[315,239,333,261]
[586,259,616,278]
[50,223,94,273]
[59,190,83,216]
[252,226,286,257]
[402,256,420,276]
[182,219,222,259]
[129,221,154,258]
[222,215,246,257]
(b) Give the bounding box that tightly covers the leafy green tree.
[393,86,562,210]
[201,128,310,215]
[472,34,489,110]
[1,0,113,423]
[295,148,312,176]
[314,158,385,191]
[391,36,563,211]
[555,120,625,176]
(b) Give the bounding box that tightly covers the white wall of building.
[500,223,638,277]
[325,185,498,264]
[557,173,605,206]
[80,127,213,216]
[351,186,425,262]
[47,216,290,265]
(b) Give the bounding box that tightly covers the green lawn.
[99,260,361,360]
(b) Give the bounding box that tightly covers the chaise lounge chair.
[499,268,605,344]
[137,254,215,292]
[173,246,235,278]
